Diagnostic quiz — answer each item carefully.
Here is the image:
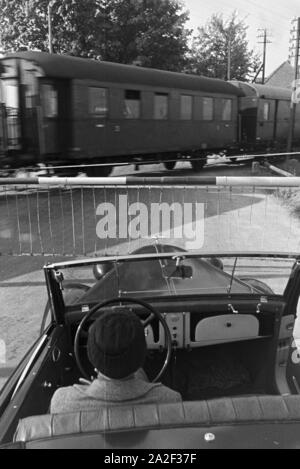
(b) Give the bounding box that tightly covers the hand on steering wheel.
[74,297,172,382]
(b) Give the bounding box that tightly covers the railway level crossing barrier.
[0,176,300,257]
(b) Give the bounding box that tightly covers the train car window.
[41,84,58,118]
[124,90,141,119]
[88,87,108,117]
[221,99,232,121]
[263,102,270,121]
[180,94,193,120]
[154,93,168,119]
[202,97,214,120]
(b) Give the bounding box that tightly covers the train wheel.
[191,158,206,172]
[163,160,176,170]
[86,165,112,177]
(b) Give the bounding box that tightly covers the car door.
[0,331,50,443]
[282,260,300,393]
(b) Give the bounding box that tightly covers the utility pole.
[287,17,300,153]
[257,29,272,84]
[48,1,56,54]
[227,36,232,81]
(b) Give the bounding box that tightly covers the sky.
[183,0,300,76]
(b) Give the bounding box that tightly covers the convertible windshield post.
[227,257,238,294]
[283,260,300,315]
[43,265,66,324]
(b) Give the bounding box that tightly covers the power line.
[188,0,292,32]
[243,0,292,22]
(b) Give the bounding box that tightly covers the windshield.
[56,252,297,308]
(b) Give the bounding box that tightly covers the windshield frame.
[45,250,300,270]
[44,251,300,324]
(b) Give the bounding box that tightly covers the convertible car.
[1,244,300,449]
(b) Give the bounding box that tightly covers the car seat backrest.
[14,395,300,444]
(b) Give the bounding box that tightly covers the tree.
[103,0,191,71]
[0,0,108,58]
[188,12,261,81]
[0,0,191,71]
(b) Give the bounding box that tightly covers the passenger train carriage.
[232,81,299,150]
[0,51,298,175]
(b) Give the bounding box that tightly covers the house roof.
[265,61,295,89]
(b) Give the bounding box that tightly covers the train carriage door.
[87,86,108,155]
[239,97,258,144]
[20,67,40,157]
[1,79,21,151]
[0,101,5,153]
[0,58,42,158]
[40,79,70,157]
[241,108,257,142]
[40,80,59,154]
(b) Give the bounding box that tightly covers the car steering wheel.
[74,297,172,382]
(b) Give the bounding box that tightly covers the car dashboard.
[69,296,285,351]
[64,297,291,401]
[146,311,264,349]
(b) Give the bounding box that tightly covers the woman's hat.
[87,310,147,379]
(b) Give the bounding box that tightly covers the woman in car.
[50,310,181,412]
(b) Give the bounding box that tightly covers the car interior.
[0,293,296,448]
[1,252,300,449]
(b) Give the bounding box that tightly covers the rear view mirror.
[207,257,224,270]
[93,262,114,280]
[163,264,193,279]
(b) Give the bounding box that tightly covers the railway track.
[0,154,271,179]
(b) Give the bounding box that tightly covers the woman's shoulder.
[50,383,90,413]
[146,382,182,402]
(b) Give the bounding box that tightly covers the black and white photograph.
[0,0,300,451]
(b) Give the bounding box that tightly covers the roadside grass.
[275,188,300,217]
